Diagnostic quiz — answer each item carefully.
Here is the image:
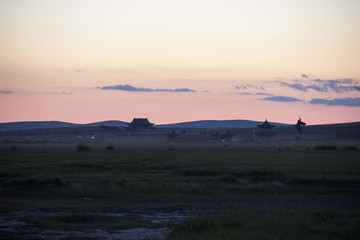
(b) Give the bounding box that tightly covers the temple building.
[127,118,155,133]
[255,119,276,139]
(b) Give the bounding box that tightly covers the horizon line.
[1,118,359,126]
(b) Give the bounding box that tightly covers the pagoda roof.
[257,119,275,129]
[128,118,154,127]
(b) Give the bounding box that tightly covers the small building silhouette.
[255,119,276,139]
[127,118,155,133]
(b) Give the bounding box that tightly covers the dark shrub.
[44,178,63,187]
[58,214,96,223]
[106,145,114,150]
[77,145,91,151]
[221,175,238,183]
[175,169,220,176]
[168,147,175,151]
[117,179,127,186]
[344,146,358,151]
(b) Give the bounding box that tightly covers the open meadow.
[0,128,360,239]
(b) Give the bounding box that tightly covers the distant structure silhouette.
[294,117,306,135]
[256,119,276,139]
[127,118,155,133]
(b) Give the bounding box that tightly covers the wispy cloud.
[237,92,272,96]
[310,98,360,107]
[235,84,265,91]
[301,74,309,78]
[234,84,270,96]
[1,90,72,95]
[38,91,73,95]
[57,91,72,95]
[260,94,360,107]
[0,90,13,94]
[99,84,196,92]
[261,96,303,102]
[279,82,308,91]
[277,78,360,93]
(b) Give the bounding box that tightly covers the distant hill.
[4,119,359,132]
[0,120,128,132]
[0,119,288,132]
[0,121,77,132]
[156,120,289,129]
[83,121,128,128]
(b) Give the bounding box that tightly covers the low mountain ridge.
[0,120,128,132]
[0,121,78,132]
[0,119,288,132]
[82,121,128,127]
[156,120,289,129]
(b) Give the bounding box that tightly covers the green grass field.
[0,137,359,239]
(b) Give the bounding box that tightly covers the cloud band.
[310,98,360,107]
[99,84,195,92]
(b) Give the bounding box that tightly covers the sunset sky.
[1,0,359,125]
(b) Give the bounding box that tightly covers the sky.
[0,0,359,125]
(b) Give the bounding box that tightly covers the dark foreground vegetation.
[0,130,359,239]
[170,210,360,240]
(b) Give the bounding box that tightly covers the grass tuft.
[314,145,337,150]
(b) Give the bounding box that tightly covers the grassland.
[0,132,359,239]
[169,209,360,240]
